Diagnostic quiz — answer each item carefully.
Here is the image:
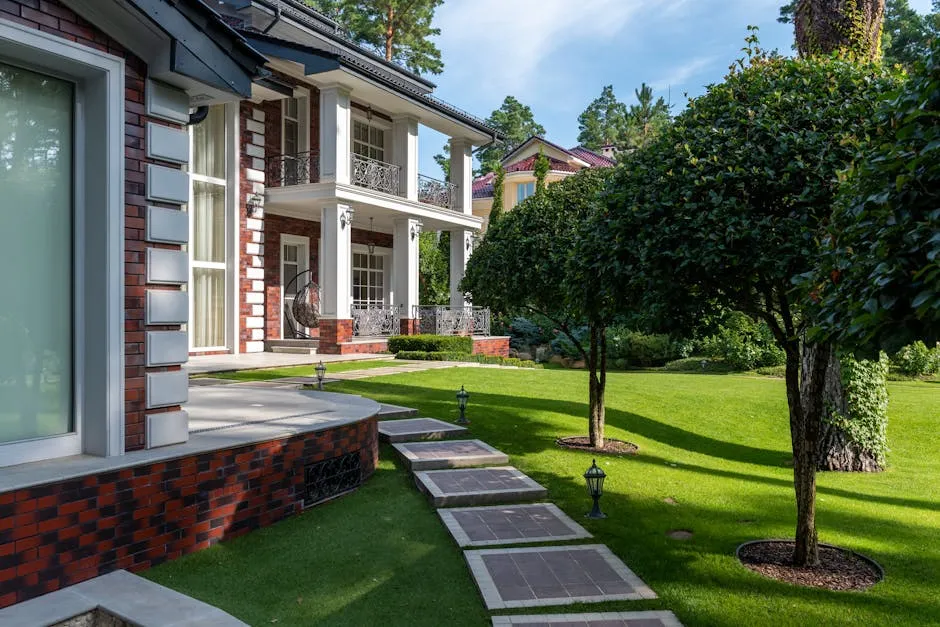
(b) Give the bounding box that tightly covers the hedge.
[387,334,473,354]
[395,351,541,369]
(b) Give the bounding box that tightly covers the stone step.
[265,339,320,348]
[269,346,318,355]
[437,503,592,547]
[491,611,683,626]
[378,417,468,443]
[413,466,548,508]
[392,439,508,471]
[376,403,419,419]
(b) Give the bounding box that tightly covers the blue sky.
[417,0,935,178]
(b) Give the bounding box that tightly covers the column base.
[318,319,353,354]
[399,318,420,335]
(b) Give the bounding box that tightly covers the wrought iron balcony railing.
[413,306,491,336]
[352,304,402,337]
[417,174,458,211]
[266,151,319,188]
[350,154,401,196]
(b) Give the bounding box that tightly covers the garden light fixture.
[315,361,326,391]
[456,385,470,425]
[584,459,607,519]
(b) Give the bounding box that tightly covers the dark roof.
[568,146,616,167]
[505,154,578,174]
[500,135,583,166]
[240,30,500,139]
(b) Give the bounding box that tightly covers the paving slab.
[376,403,419,419]
[378,417,468,443]
[465,545,657,610]
[438,503,592,547]
[414,466,548,507]
[188,377,237,387]
[392,439,509,470]
[491,611,683,627]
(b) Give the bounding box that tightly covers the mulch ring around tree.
[737,540,883,591]
[556,436,638,456]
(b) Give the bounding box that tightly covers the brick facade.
[0,418,378,609]
[472,336,511,357]
[0,0,186,451]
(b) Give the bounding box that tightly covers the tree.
[489,164,505,226]
[433,144,450,180]
[533,150,549,192]
[305,0,444,75]
[793,0,886,60]
[810,38,940,354]
[622,83,671,150]
[595,42,899,565]
[577,85,629,150]
[463,169,619,447]
[418,230,449,305]
[473,96,546,175]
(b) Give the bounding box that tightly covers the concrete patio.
[185,351,389,374]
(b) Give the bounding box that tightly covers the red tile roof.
[568,146,616,167]
[471,143,614,199]
[472,171,496,199]
[505,154,578,174]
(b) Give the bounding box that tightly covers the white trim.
[0,20,125,465]
[281,86,309,157]
[226,102,240,354]
[280,234,310,339]
[351,109,392,131]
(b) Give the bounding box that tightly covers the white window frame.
[280,234,310,339]
[516,181,535,205]
[351,117,388,163]
[281,86,309,157]
[351,244,391,307]
[0,20,124,466]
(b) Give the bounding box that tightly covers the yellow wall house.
[471,136,615,228]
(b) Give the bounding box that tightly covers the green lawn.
[147,369,940,626]
[197,359,401,381]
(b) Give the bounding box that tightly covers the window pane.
[0,62,74,444]
[191,181,225,263]
[286,97,298,119]
[192,268,225,348]
[192,105,225,179]
[284,119,298,155]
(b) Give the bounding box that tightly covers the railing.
[352,304,402,337]
[413,306,491,336]
[417,174,457,211]
[351,154,401,196]
[266,151,319,188]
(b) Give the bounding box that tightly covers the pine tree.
[488,165,505,227]
[474,96,546,175]
[577,85,629,150]
[622,83,670,150]
[305,0,444,75]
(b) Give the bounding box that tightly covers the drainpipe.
[262,0,282,34]
[187,106,210,126]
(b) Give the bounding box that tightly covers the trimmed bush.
[663,357,736,373]
[699,312,784,371]
[891,341,940,376]
[387,334,473,354]
[394,350,467,361]
[394,351,541,369]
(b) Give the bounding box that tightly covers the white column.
[319,84,352,185]
[449,138,473,215]
[320,204,353,319]
[392,115,419,201]
[450,228,472,308]
[393,218,420,317]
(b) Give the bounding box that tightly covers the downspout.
[262,0,282,34]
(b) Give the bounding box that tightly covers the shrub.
[394,351,541,368]
[505,316,555,352]
[891,341,940,376]
[387,335,473,354]
[663,357,736,373]
[615,331,679,367]
[699,312,784,371]
[550,326,589,359]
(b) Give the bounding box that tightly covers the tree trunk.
[385,6,395,61]
[795,0,886,60]
[587,324,607,449]
[815,350,884,472]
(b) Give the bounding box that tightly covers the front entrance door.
[281,235,310,338]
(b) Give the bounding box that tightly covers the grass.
[197,359,401,381]
[147,368,940,626]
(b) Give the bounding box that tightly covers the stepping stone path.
[465,545,657,610]
[378,417,468,443]
[414,467,549,507]
[377,410,680,625]
[438,504,592,547]
[491,611,683,626]
[392,439,509,470]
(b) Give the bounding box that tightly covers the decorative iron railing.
[413,306,491,336]
[266,151,318,188]
[351,154,401,196]
[417,174,457,210]
[352,304,402,337]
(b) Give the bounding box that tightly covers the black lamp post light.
[584,459,607,519]
[456,385,470,425]
[315,361,326,391]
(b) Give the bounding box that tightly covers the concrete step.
[414,466,548,508]
[378,417,468,443]
[269,346,318,355]
[376,403,419,419]
[392,440,509,471]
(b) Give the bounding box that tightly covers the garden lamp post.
[456,385,470,425]
[584,459,607,519]
[315,361,326,391]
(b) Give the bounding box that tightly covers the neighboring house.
[471,136,615,227]
[0,0,503,609]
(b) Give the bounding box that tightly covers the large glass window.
[188,105,228,349]
[352,120,385,162]
[352,252,385,306]
[516,181,535,205]
[0,61,74,445]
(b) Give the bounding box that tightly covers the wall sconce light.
[410,220,423,241]
[339,206,355,230]
[246,194,264,218]
[465,233,473,252]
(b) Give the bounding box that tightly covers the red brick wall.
[0,419,378,609]
[319,319,353,354]
[472,337,510,357]
[0,1,184,451]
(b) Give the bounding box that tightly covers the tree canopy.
[577,85,629,150]
[473,96,546,175]
[305,0,444,75]
[622,83,671,150]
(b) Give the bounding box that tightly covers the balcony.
[413,306,491,336]
[417,174,457,211]
[350,153,401,196]
[266,151,319,188]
